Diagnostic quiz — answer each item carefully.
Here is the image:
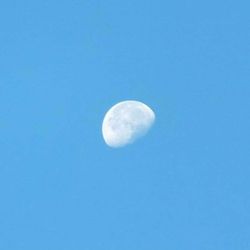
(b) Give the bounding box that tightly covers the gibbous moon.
[102,100,155,148]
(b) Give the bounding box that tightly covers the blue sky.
[0,0,250,249]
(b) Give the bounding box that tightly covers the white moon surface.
[102,100,155,148]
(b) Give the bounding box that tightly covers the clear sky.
[0,0,250,249]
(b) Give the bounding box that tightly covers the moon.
[102,100,155,148]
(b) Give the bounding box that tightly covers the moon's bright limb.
[102,100,155,148]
